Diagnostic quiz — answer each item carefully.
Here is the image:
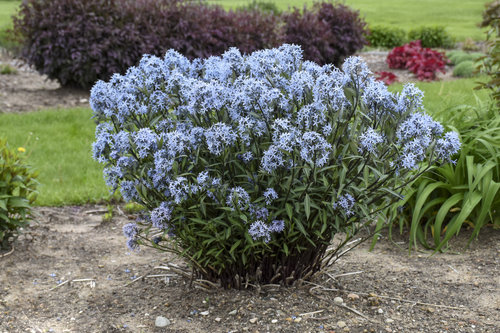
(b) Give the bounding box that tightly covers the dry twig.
[0,245,14,258]
[49,280,70,291]
[304,280,467,311]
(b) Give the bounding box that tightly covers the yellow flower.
[17,147,26,153]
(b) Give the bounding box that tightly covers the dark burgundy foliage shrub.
[13,0,147,88]
[135,1,282,59]
[283,2,368,66]
[13,0,281,88]
[387,40,447,81]
[13,0,366,88]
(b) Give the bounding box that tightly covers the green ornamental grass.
[380,101,500,251]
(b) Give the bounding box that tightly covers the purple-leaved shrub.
[91,45,460,288]
[12,0,281,88]
[283,2,368,66]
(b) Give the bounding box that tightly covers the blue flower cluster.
[90,44,460,249]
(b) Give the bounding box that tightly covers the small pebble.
[200,311,209,316]
[271,319,278,324]
[294,317,302,323]
[215,317,221,322]
[334,297,344,305]
[155,316,170,327]
[228,309,238,315]
[385,318,394,324]
[337,320,347,328]
[249,318,258,324]
[347,293,360,300]
[377,308,384,314]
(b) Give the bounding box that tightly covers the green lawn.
[0,1,18,27]
[390,76,490,113]
[0,0,20,48]
[212,0,488,41]
[0,107,110,206]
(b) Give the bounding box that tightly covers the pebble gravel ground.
[0,205,498,332]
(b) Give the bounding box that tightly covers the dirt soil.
[0,52,89,113]
[0,205,498,333]
[0,50,456,114]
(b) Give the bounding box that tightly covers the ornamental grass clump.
[91,44,460,288]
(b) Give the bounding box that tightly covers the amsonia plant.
[91,44,460,287]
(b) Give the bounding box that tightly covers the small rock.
[229,309,238,315]
[271,319,278,324]
[215,317,221,322]
[347,293,360,300]
[249,318,258,324]
[79,98,88,104]
[294,317,302,323]
[276,310,286,317]
[337,320,347,328]
[385,318,394,324]
[155,316,171,327]
[334,297,344,305]
[377,308,384,314]
[200,311,209,316]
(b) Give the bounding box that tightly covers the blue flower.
[134,128,158,159]
[120,180,139,202]
[435,131,461,161]
[342,56,372,86]
[359,128,384,154]
[396,83,424,113]
[269,220,285,233]
[263,188,278,205]
[205,123,238,156]
[298,132,332,167]
[123,223,139,239]
[333,194,356,217]
[261,145,286,173]
[248,220,271,243]
[92,123,113,163]
[169,177,190,204]
[362,79,395,111]
[151,202,173,229]
[226,187,251,211]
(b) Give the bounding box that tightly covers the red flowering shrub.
[386,40,447,81]
[386,40,422,69]
[375,71,398,85]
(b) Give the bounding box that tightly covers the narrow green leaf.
[304,194,311,220]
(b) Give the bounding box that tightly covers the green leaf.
[304,194,311,220]
[435,191,482,252]
[8,197,30,208]
[293,216,309,238]
[285,203,293,220]
[410,181,447,250]
[433,193,464,246]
